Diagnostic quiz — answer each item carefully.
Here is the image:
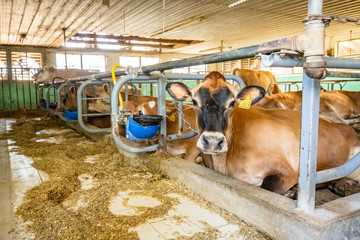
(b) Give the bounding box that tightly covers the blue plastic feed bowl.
[65,110,78,121]
[126,116,163,140]
[42,100,57,109]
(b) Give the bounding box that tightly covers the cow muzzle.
[197,131,228,155]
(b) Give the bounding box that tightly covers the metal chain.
[303,14,360,27]
[164,76,198,134]
[173,100,198,134]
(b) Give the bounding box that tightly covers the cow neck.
[212,153,228,175]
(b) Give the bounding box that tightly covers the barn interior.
[1,0,360,239]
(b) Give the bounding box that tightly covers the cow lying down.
[166,71,360,197]
[257,90,360,125]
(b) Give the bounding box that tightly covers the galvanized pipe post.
[156,73,168,151]
[298,0,325,213]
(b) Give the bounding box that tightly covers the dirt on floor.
[2,113,271,240]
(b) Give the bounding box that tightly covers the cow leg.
[261,173,298,195]
[183,147,202,163]
[201,153,214,170]
[328,178,360,197]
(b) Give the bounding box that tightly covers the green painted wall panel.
[0,81,38,110]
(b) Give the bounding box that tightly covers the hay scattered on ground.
[3,116,270,240]
[0,108,48,119]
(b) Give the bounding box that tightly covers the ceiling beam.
[67,39,174,49]
[73,33,201,45]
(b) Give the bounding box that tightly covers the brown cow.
[166,71,360,195]
[259,90,360,125]
[257,91,303,110]
[33,65,98,83]
[232,68,281,94]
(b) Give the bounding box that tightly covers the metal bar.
[167,132,197,141]
[326,71,360,78]
[81,97,110,100]
[66,45,260,83]
[178,101,183,134]
[6,50,12,110]
[82,113,110,117]
[1,68,5,110]
[156,74,167,151]
[21,71,26,108]
[261,54,360,70]
[297,0,324,213]
[297,74,321,212]
[77,80,110,133]
[111,74,160,153]
[316,153,360,184]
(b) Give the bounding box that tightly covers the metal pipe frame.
[77,80,113,134]
[37,84,48,108]
[45,84,58,115]
[63,0,360,212]
[111,74,244,154]
[261,53,360,70]
[56,82,79,122]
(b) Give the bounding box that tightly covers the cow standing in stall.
[232,68,282,94]
[166,71,360,196]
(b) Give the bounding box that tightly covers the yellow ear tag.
[169,113,176,122]
[238,95,252,109]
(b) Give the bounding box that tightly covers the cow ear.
[236,85,265,105]
[49,66,55,72]
[104,83,110,94]
[166,82,192,101]
[69,86,76,94]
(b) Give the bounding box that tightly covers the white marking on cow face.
[148,101,156,109]
[197,131,227,155]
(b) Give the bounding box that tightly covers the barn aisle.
[0,114,270,240]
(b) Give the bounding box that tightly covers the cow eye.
[229,100,236,107]
[192,99,198,106]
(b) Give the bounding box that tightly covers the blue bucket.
[42,100,57,109]
[64,110,78,121]
[125,116,162,141]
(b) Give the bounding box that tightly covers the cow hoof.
[284,187,298,199]
[328,178,360,197]
[195,156,203,164]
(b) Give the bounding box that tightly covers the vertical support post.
[298,71,321,212]
[82,86,87,121]
[298,0,325,212]
[157,74,167,151]
[178,101,183,135]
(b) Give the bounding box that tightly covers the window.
[119,56,140,68]
[11,52,42,81]
[0,51,7,80]
[56,54,81,69]
[141,57,159,66]
[338,39,360,58]
[56,54,105,72]
[82,55,106,72]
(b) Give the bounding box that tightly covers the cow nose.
[197,132,227,154]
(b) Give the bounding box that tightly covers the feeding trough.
[41,99,57,109]
[125,115,163,141]
[64,109,78,121]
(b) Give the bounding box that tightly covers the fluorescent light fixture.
[228,0,248,8]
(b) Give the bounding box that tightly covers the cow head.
[33,65,55,82]
[61,86,78,111]
[166,71,265,155]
